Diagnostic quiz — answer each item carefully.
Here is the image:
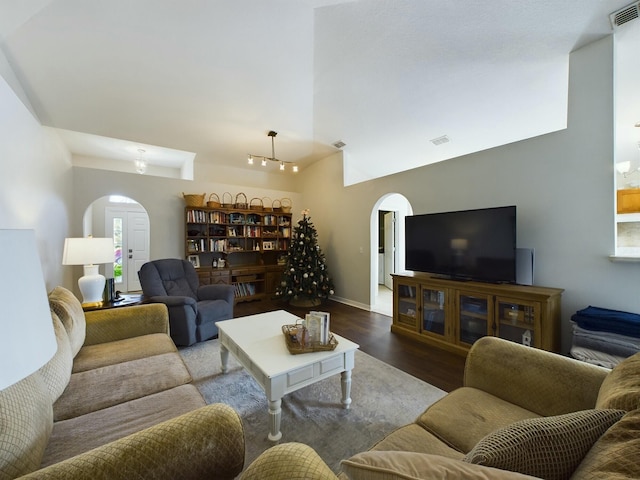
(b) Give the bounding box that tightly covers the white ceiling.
[0,0,632,185]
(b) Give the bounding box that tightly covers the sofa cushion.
[38,313,73,402]
[370,424,464,460]
[570,409,640,479]
[417,387,539,453]
[48,286,86,356]
[42,384,206,466]
[53,351,192,421]
[596,351,640,411]
[0,373,53,479]
[72,333,177,373]
[341,452,539,480]
[463,409,625,480]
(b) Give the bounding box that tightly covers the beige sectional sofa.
[0,286,245,479]
[242,336,640,480]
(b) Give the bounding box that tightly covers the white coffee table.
[216,310,360,441]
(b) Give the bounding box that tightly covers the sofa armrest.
[83,303,170,346]
[147,295,198,307]
[464,337,610,416]
[240,443,339,480]
[20,404,245,480]
[198,284,235,303]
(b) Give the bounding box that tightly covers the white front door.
[127,211,149,291]
[105,206,149,293]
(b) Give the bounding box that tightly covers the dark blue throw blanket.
[571,306,640,338]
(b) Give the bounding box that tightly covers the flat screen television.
[405,206,517,283]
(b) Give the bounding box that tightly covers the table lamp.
[0,229,57,391]
[62,237,115,307]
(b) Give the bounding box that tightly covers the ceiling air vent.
[610,2,640,29]
[332,140,346,149]
[430,135,450,146]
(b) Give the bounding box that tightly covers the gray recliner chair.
[138,258,234,346]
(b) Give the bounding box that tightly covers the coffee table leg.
[220,344,229,374]
[268,399,283,441]
[341,369,352,409]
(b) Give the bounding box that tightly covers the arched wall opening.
[82,194,150,292]
[369,193,413,315]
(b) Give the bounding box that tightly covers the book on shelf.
[186,210,207,223]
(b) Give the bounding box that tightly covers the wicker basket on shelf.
[221,192,233,208]
[249,198,263,211]
[234,192,248,209]
[272,199,282,212]
[183,193,205,207]
[262,197,273,212]
[280,197,292,213]
[207,193,221,208]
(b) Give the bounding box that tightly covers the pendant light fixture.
[247,130,298,173]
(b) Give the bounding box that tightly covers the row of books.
[234,282,257,298]
[189,239,291,253]
[188,226,290,238]
[187,209,290,225]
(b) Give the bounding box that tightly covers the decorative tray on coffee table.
[282,324,338,355]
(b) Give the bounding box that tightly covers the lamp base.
[78,264,106,307]
[81,300,104,308]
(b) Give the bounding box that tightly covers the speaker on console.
[516,248,534,286]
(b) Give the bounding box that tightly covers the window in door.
[113,217,123,284]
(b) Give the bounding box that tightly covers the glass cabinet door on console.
[395,280,419,332]
[456,292,492,347]
[421,287,448,338]
[495,297,541,348]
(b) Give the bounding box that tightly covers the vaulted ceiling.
[0,0,632,185]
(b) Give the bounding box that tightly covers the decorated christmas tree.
[274,209,335,307]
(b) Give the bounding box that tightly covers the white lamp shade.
[0,230,57,391]
[62,237,115,265]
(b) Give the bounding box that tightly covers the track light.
[246,130,297,173]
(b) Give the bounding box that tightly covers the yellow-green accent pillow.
[463,409,625,480]
[596,351,640,411]
[341,451,539,480]
[570,409,640,479]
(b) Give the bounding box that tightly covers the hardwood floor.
[234,297,466,392]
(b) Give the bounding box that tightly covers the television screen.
[405,206,517,283]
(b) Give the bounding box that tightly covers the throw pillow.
[596,351,640,411]
[463,409,625,480]
[570,409,640,479]
[341,451,539,480]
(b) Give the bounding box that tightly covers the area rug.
[179,339,446,473]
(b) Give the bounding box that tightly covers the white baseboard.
[329,295,371,312]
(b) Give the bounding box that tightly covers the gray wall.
[0,55,73,291]
[300,36,640,354]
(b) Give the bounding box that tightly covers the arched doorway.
[369,193,413,316]
[83,195,150,293]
